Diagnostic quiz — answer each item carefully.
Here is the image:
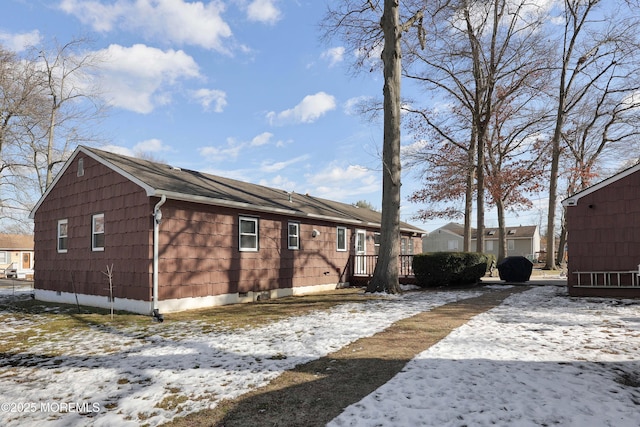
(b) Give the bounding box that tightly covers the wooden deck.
[347,255,417,286]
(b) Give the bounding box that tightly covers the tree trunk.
[496,198,507,261]
[463,129,476,252]
[367,0,402,294]
[556,208,567,267]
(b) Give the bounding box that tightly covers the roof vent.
[508,229,516,235]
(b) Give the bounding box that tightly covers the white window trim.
[239,216,259,252]
[288,222,300,250]
[508,239,515,251]
[57,219,68,253]
[336,226,347,252]
[92,213,105,252]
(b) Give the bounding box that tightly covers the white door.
[355,230,366,274]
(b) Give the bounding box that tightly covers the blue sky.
[2,0,548,233]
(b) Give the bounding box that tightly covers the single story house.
[562,163,640,298]
[0,234,34,279]
[29,146,424,314]
[422,222,540,260]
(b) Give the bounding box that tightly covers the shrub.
[412,252,489,288]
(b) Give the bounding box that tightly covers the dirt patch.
[162,285,529,427]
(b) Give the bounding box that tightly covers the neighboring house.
[29,146,424,314]
[562,164,640,298]
[0,234,35,279]
[423,222,540,260]
[422,222,465,253]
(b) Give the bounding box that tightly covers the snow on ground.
[0,285,479,427]
[2,284,639,427]
[329,285,640,427]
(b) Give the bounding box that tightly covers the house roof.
[0,234,34,250]
[428,222,537,239]
[562,162,640,207]
[31,146,424,234]
[472,225,538,239]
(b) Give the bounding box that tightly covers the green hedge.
[412,252,491,288]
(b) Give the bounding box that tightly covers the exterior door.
[22,253,31,269]
[355,230,366,274]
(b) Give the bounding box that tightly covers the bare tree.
[404,0,553,253]
[543,0,640,269]
[32,38,106,191]
[323,1,425,293]
[0,38,105,231]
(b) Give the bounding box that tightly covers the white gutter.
[152,194,166,318]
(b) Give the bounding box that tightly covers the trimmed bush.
[412,252,489,288]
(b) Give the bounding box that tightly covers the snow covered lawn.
[329,285,640,427]
[1,284,639,427]
[0,286,478,427]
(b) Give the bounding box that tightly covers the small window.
[0,252,7,263]
[401,237,408,255]
[337,226,347,251]
[448,240,459,250]
[77,157,84,177]
[58,219,68,253]
[408,238,414,255]
[288,222,299,250]
[508,239,515,251]
[239,216,259,251]
[92,213,105,251]
[486,240,494,251]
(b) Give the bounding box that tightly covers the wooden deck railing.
[349,254,415,278]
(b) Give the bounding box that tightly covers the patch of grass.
[166,288,381,329]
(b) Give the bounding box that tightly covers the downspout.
[152,194,166,321]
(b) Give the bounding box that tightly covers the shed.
[563,163,640,298]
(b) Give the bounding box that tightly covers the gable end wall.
[33,155,152,302]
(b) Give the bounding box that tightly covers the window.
[408,238,414,255]
[374,232,381,255]
[58,219,68,253]
[0,252,7,264]
[239,216,258,251]
[288,222,299,250]
[401,237,407,254]
[486,240,494,251]
[448,240,459,250]
[337,226,347,251]
[508,239,515,251]
[77,157,84,177]
[92,214,105,251]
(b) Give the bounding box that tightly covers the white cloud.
[260,154,310,173]
[0,30,41,52]
[133,138,172,153]
[199,131,279,162]
[98,144,136,157]
[59,0,233,52]
[251,132,273,146]
[343,96,374,116]
[190,88,227,112]
[199,137,244,162]
[258,174,297,191]
[321,47,345,67]
[246,0,281,24]
[266,92,336,126]
[97,44,200,113]
[305,163,379,200]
